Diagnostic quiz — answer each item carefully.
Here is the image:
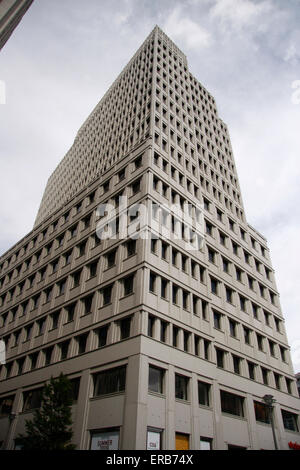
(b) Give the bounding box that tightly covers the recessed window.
[216,348,225,368]
[213,311,222,330]
[175,374,189,401]
[119,317,131,340]
[281,410,299,432]
[96,325,108,348]
[93,366,126,397]
[83,294,93,315]
[198,381,210,407]
[220,390,244,417]
[126,239,136,257]
[148,366,164,394]
[102,284,113,305]
[77,333,88,355]
[233,355,241,374]
[106,249,116,268]
[248,362,256,380]
[123,274,134,296]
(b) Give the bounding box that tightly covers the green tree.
[18,373,76,450]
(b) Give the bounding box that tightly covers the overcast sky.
[1,0,300,372]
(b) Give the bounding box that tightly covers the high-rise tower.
[0,26,299,450]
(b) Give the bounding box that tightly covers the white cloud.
[210,0,273,30]
[163,6,211,50]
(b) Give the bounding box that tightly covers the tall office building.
[0,0,34,50]
[0,26,299,450]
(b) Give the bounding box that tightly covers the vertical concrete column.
[165,364,175,450]
[211,380,226,449]
[4,389,22,450]
[140,310,148,336]
[72,368,92,449]
[177,329,184,351]
[122,354,148,450]
[190,373,200,450]
[245,394,259,449]
[273,404,288,450]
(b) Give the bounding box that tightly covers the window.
[257,334,264,351]
[23,388,43,411]
[213,311,222,330]
[149,272,156,293]
[151,238,157,254]
[200,438,213,450]
[248,362,256,380]
[83,294,93,315]
[90,429,120,451]
[77,333,88,354]
[281,410,299,432]
[226,287,233,304]
[216,348,225,368]
[106,249,116,268]
[66,303,75,323]
[208,248,216,264]
[262,368,269,385]
[223,257,229,273]
[148,315,155,338]
[37,318,46,336]
[175,433,189,451]
[88,260,98,278]
[148,366,164,394]
[119,317,131,340]
[172,285,179,304]
[229,319,237,337]
[210,277,218,295]
[30,352,39,370]
[147,429,162,451]
[198,381,210,407]
[220,390,244,417]
[57,279,66,296]
[243,327,251,345]
[126,239,136,257]
[102,284,113,305]
[78,240,86,257]
[161,242,168,260]
[175,374,189,400]
[131,179,141,195]
[253,401,270,424]
[59,340,70,360]
[0,395,14,417]
[161,278,168,299]
[96,325,108,348]
[72,270,81,288]
[50,311,60,330]
[160,321,168,342]
[233,356,241,374]
[123,274,134,296]
[93,366,126,396]
[44,346,53,365]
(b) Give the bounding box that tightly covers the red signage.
[288,441,300,450]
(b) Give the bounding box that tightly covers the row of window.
[146,314,293,395]
[1,364,297,433]
[0,236,137,324]
[148,269,284,346]
[1,314,133,380]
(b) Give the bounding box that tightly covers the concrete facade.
[0,26,299,450]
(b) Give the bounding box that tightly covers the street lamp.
[262,394,278,450]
